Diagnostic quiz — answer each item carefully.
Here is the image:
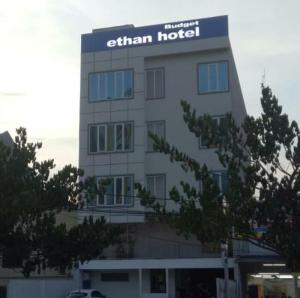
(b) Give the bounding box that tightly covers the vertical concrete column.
[233,262,241,298]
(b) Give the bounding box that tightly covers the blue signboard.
[81,15,228,53]
[254,226,268,233]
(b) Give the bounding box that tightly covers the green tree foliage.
[0,128,121,277]
[137,86,300,272]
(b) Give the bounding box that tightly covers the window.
[146,68,165,99]
[198,61,228,93]
[212,171,228,194]
[200,171,228,194]
[147,121,165,151]
[146,175,165,200]
[199,116,226,148]
[89,70,133,101]
[97,176,133,206]
[89,122,133,153]
[150,269,166,293]
[101,273,129,282]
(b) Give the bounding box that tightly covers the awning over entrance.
[79,258,235,270]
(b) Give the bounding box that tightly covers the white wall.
[91,270,139,298]
[7,279,74,298]
[89,269,176,298]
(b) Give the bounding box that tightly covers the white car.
[67,289,106,298]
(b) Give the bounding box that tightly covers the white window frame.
[198,61,229,94]
[199,115,225,148]
[146,174,165,201]
[97,175,133,206]
[89,69,133,101]
[89,122,133,153]
[147,121,165,152]
[146,68,165,99]
[199,171,228,194]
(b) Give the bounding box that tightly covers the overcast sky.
[1,0,300,170]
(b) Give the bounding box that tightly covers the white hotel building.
[78,16,248,298]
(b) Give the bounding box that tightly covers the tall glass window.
[89,125,98,153]
[198,62,228,93]
[147,121,165,151]
[199,171,228,194]
[146,174,165,201]
[146,68,165,99]
[89,122,133,153]
[97,176,133,206]
[89,70,133,101]
[199,116,225,148]
[212,171,228,194]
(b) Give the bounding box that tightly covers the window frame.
[96,175,134,207]
[199,171,228,194]
[88,121,134,154]
[101,272,129,282]
[146,174,166,203]
[88,69,134,102]
[197,60,229,95]
[146,120,166,152]
[198,115,226,149]
[145,67,165,100]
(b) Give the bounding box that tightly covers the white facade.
[78,16,246,298]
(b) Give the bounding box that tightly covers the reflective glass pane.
[98,126,105,151]
[115,71,123,98]
[147,176,155,195]
[155,122,164,139]
[146,70,154,98]
[124,176,132,205]
[218,62,228,91]
[107,72,115,99]
[155,176,164,199]
[124,70,133,97]
[198,64,208,93]
[221,172,228,193]
[89,74,98,101]
[89,126,97,153]
[98,178,104,205]
[124,123,132,150]
[106,178,114,205]
[116,177,122,204]
[99,73,106,99]
[219,117,228,135]
[209,63,217,91]
[147,123,154,151]
[155,69,164,98]
[107,124,115,151]
[212,173,221,190]
[116,124,123,150]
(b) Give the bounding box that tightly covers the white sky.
[1,0,300,170]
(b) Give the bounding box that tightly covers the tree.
[137,85,300,272]
[0,128,121,277]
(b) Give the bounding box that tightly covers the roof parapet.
[93,24,134,33]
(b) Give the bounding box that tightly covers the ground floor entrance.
[238,257,300,298]
[175,269,234,298]
[79,258,237,298]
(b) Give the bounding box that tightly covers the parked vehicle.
[67,289,106,298]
